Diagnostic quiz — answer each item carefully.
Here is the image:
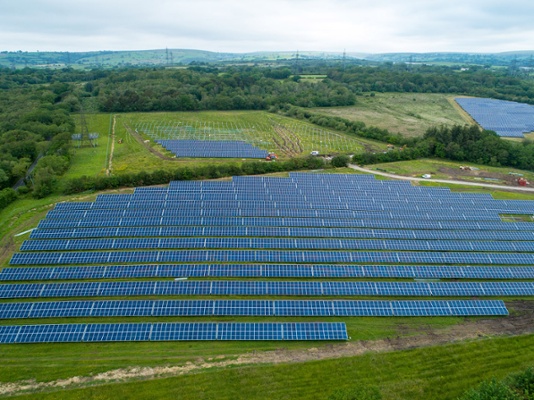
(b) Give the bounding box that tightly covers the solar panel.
[0,300,508,319]
[0,322,348,343]
[456,98,534,138]
[0,281,532,299]
[2,265,533,281]
[10,250,534,266]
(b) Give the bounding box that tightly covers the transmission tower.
[294,50,300,75]
[342,49,346,70]
[72,108,99,148]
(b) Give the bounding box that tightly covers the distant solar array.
[455,97,534,138]
[157,139,268,158]
[3,172,534,343]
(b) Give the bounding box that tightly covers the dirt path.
[1,301,533,397]
[124,123,177,161]
[349,164,534,193]
[106,115,116,176]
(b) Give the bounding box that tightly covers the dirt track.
[349,164,534,193]
[1,301,533,397]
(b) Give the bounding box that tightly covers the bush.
[507,367,534,398]
[459,378,520,400]
[0,188,17,210]
[331,155,350,168]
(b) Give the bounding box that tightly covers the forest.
[1,60,534,207]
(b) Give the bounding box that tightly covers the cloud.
[1,0,534,53]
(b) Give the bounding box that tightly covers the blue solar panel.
[9,250,534,266]
[0,300,507,319]
[0,281,532,299]
[0,322,348,343]
[157,140,268,159]
[455,98,534,138]
[2,265,533,281]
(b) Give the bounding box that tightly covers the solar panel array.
[4,172,534,343]
[455,97,534,138]
[0,281,532,299]
[0,322,347,343]
[0,300,508,319]
[156,139,268,159]
[2,265,534,281]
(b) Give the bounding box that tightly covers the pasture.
[314,93,470,137]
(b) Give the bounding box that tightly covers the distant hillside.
[1,48,533,68]
[363,51,534,67]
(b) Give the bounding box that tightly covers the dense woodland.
[1,61,534,206]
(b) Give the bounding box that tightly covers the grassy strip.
[0,315,462,383]
[8,334,534,400]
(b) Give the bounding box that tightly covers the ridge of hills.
[2,48,534,68]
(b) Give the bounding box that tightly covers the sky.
[1,0,534,54]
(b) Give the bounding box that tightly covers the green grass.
[315,93,470,137]
[8,334,534,400]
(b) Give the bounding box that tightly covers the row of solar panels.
[29,226,534,241]
[0,322,347,343]
[40,211,509,225]
[19,237,534,253]
[2,265,534,281]
[47,205,532,219]
[62,192,529,206]
[36,216,533,231]
[55,198,534,212]
[0,300,509,319]
[1,280,533,299]
[10,250,534,265]
[118,186,491,197]
[44,207,510,220]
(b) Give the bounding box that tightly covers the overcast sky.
[1,0,533,54]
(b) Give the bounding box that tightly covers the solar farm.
[455,97,534,138]
[2,172,534,344]
[134,117,374,158]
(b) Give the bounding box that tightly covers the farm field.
[314,93,470,137]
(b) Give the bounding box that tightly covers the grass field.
[315,93,470,137]
[5,334,534,399]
